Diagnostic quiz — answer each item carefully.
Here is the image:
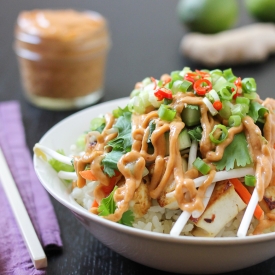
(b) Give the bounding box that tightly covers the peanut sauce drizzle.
[73,92,275,233]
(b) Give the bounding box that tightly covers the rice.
[71,181,258,237]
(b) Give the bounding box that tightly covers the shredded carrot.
[229,178,264,220]
[91,200,99,208]
[79,170,97,181]
[102,171,121,196]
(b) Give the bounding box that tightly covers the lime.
[244,0,275,22]
[177,0,239,34]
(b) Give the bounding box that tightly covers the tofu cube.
[192,180,247,237]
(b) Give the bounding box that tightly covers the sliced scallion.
[218,83,236,101]
[243,92,257,100]
[209,89,220,102]
[158,104,176,121]
[170,71,182,82]
[223,68,237,83]
[209,124,228,144]
[218,100,232,119]
[231,103,248,118]
[244,174,256,187]
[193,157,211,175]
[228,115,241,127]
[202,97,218,116]
[236,96,250,105]
[242,78,257,93]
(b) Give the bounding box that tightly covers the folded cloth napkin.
[0,101,62,275]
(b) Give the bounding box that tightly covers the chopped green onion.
[203,97,218,116]
[248,101,269,122]
[242,78,257,93]
[218,100,232,119]
[210,69,223,79]
[180,80,193,92]
[228,115,241,127]
[128,96,145,114]
[171,80,192,93]
[208,89,220,102]
[170,71,182,82]
[193,157,211,175]
[158,104,176,121]
[243,92,257,100]
[244,174,256,187]
[209,124,228,144]
[212,76,227,91]
[223,68,237,83]
[236,96,250,105]
[231,103,249,118]
[218,83,236,101]
[130,89,140,98]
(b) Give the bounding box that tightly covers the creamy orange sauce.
[73,91,275,234]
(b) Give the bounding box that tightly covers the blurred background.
[2,0,274,106]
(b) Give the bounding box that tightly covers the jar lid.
[15,9,109,44]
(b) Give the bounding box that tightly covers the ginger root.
[180,23,275,67]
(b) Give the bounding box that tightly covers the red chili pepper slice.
[193,79,212,96]
[232,77,242,99]
[184,72,199,83]
[154,88,173,101]
[195,70,210,78]
[213,101,223,111]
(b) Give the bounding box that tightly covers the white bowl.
[34,97,275,274]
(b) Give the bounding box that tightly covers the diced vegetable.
[229,178,263,220]
[79,170,97,181]
[193,157,211,175]
[244,175,256,187]
[228,115,242,127]
[181,104,201,127]
[209,124,228,144]
[158,104,176,121]
[165,128,191,155]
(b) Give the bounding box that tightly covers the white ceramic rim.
[33,97,275,247]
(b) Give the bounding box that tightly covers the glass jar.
[14,9,111,110]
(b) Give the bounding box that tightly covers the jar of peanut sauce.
[14,9,111,110]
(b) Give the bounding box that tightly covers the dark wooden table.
[2,0,275,274]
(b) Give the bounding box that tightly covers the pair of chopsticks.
[0,147,47,269]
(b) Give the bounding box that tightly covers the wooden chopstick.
[0,147,47,269]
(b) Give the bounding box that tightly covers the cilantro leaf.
[119,210,135,226]
[102,111,132,176]
[188,126,202,141]
[102,150,124,177]
[98,186,134,226]
[98,188,116,216]
[108,112,132,152]
[214,132,252,171]
[147,120,156,143]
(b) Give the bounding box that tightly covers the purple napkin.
[0,101,62,275]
